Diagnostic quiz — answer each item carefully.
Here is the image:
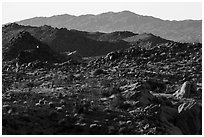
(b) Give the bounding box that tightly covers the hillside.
[123,33,172,49]
[2,21,202,135]
[3,23,134,57]
[2,40,202,135]
[17,11,202,43]
[2,30,60,63]
[95,31,137,42]
[2,9,202,135]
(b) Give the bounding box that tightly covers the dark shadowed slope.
[96,31,137,42]
[68,30,137,42]
[2,23,133,57]
[17,11,202,43]
[2,30,60,63]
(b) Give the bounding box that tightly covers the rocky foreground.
[2,42,202,135]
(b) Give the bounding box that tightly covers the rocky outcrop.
[175,102,202,134]
[159,99,202,135]
[173,81,197,98]
[122,81,202,135]
[151,80,202,135]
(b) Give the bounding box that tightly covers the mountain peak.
[51,13,76,18]
[98,10,137,16]
[119,10,137,15]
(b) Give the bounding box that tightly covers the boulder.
[158,96,202,135]
[173,81,197,98]
[175,102,202,135]
[105,51,121,61]
[159,105,183,134]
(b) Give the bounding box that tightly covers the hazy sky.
[2,2,202,24]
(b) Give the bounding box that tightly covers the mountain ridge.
[16,10,202,43]
[15,10,201,22]
[3,23,134,57]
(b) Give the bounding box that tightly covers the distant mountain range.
[16,11,202,43]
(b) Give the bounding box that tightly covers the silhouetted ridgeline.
[16,11,202,43]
